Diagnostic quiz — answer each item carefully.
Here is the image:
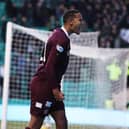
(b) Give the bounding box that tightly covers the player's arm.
[44,44,60,88]
[44,42,65,100]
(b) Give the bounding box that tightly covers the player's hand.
[52,88,64,101]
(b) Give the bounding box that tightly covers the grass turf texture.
[0,121,125,129]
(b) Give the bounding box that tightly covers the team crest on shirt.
[56,44,64,53]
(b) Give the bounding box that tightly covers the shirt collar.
[61,26,69,38]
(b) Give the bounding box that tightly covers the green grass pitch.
[0,121,124,129]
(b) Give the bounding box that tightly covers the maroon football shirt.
[35,28,70,90]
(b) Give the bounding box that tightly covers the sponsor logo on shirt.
[35,102,42,109]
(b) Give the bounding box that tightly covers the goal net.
[1,22,129,129]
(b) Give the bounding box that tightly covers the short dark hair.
[63,9,80,24]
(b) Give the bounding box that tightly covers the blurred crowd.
[0,0,129,48]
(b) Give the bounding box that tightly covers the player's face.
[71,13,83,34]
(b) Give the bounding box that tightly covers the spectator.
[33,0,51,26]
[1,0,129,48]
[5,0,18,18]
[20,1,34,26]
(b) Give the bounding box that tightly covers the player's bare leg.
[51,110,68,129]
[25,114,44,129]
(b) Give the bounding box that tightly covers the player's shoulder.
[50,28,69,41]
[53,28,64,35]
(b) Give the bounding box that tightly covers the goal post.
[1,22,129,129]
[1,22,13,129]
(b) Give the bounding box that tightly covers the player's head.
[63,9,83,35]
